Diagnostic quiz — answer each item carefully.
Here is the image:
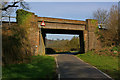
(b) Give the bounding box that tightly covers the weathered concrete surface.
[38,17,86,31]
[39,31,45,55]
[86,19,98,51]
[56,54,112,79]
[38,17,86,25]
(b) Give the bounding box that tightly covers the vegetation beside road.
[46,36,80,52]
[2,56,57,79]
[77,47,119,80]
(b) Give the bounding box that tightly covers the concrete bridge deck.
[38,17,86,30]
[38,17,86,25]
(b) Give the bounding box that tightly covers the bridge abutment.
[79,31,85,53]
[39,30,46,55]
[86,19,98,51]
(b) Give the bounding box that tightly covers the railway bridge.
[37,17,98,55]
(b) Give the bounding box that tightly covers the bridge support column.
[42,32,46,46]
[86,19,98,51]
[84,30,88,52]
[79,31,85,53]
[38,29,45,55]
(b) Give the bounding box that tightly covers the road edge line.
[73,55,113,80]
[55,56,59,68]
[55,55,60,80]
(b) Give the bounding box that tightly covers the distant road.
[56,54,112,80]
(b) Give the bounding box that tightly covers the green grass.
[2,56,57,79]
[76,51,119,80]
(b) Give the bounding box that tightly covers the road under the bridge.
[41,28,85,54]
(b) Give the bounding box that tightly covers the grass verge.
[2,55,57,79]
[76,51,119,80]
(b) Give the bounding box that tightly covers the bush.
[2,23,32,65]
[111,46,120,51]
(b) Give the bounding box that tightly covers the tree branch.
[0,1,19,11]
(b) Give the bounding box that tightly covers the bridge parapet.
[38,17,86,31]
[38,17,86,25]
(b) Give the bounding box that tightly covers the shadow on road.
[45,48,83,55]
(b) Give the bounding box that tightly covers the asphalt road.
[56,54,113,80]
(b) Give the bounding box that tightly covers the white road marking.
[73,55,113,80]
[55,56,59,68]
[58,74,60,80]
[55,55,60,79]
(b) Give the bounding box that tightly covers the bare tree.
[93,8,109,25]
[0,3,2,26]
[93,5,118,46]
[1,0,29,11]
[106,5,118,45]
[1,0,29,22]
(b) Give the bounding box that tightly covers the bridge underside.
[41,28,83,34]
[41,28,85,53]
